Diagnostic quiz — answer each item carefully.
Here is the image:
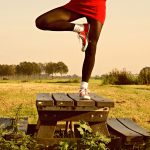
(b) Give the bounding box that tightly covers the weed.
[58,121,111,150]
[0,104,43,150]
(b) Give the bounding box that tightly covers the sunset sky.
[0,0,150,75]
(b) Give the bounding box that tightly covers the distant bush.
[101,69,138,85]
[138,67,150,85]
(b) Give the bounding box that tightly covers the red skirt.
[63,0,106,24]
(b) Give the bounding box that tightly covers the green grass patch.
[0,79,150,131]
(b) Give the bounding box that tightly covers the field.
[0,78,150,131]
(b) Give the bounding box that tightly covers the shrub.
[0,104,43,150]
[58,121,110,150]
[138,67,150,85]
[101,69,138,85]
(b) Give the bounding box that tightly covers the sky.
[0,0,150,76]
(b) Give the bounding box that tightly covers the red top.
[63,0,106,24]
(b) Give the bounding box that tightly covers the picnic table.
[35,92,114,146]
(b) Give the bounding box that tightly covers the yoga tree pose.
[35,0,106,100]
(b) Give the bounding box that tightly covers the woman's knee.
[35,16,47,30]
[86,41,97,56]
[89,39,98,49]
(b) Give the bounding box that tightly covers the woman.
[35,0,106,100]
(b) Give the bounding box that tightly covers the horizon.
[0,60,146,76]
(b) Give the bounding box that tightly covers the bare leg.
[35,7,82,31]
[35,7,103,95]
[82,19,103,82]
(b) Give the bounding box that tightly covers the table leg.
[89,122,110,136]
[36,119,57,139]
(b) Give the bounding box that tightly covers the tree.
[138,67,150,85]
[31,62,41,75]
[45,62,57,76]
[38,63,45,73]
[56,61,69,76]
[16,62,41,76]
[45,61,68,76]
[0,64,15,76]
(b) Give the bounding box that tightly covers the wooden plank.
[67,93,95,107]
[37,122,57,139]
[89,122,110,136]
[117,118,150,137]
[36,93,54,106]
[27,124,36,135]
[52,93,74,106]
[90,93,114,108]
[37,106,107,111]
[39,111,108,122]
[107,118,143,142]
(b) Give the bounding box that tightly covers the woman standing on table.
[35,0,107,100]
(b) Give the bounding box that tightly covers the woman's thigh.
[36,7,82,24]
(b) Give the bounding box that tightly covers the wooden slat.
[67,93,95,107]
[36,93,54,106]
[39,111,108,122]
[90,93,114,108]
[37,106,108,111]
[107,118,143,142]
[89,122,110,136]
[52,93,74,106]
[36,119,57,139]
[117,118,150,137]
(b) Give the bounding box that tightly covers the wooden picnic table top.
[36,93,114,111]
[36,93,114,140]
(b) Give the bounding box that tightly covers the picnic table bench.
[107,118,150,149]
[35,92,114,146]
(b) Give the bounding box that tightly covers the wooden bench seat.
[107,118,150,149]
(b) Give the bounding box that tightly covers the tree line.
[0,61,68,76]
[0,62,149,85]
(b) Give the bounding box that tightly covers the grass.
[0,78,150,131]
